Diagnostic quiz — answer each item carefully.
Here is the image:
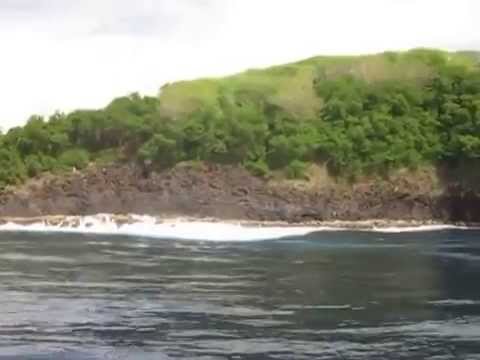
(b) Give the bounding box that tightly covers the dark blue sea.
[0,228,479,359]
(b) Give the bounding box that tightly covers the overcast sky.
[0,0,479,129]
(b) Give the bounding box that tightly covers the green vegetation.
[0,49,479,188]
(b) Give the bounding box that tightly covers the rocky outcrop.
[0,163,479,223]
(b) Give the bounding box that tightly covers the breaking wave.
[0,214,472,241]
[0,215,318,241]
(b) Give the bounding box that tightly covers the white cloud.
[0,0,478,130]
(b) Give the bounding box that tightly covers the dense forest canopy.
[0,49,479,188]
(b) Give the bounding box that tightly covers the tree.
[138,133,180,168]
[59,149,90,170]
[0,148,26,187]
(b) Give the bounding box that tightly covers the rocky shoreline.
[0,162,479,224]
[0,214,478,231]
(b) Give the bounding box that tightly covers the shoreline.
[0,214,478,231]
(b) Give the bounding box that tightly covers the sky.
[0,0,479,129]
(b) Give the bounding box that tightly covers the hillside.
[158,48,480,119]
[0,48,479,204]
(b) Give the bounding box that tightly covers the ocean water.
[0,226,479,359]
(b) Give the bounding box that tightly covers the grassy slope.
[158,49,480,120]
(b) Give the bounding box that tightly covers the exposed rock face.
[0,163,479,223]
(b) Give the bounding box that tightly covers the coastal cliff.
[1,162,478,224]
[1,49,479,223]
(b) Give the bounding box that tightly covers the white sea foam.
[371,224,470,233]
[0,215,320,241]
[0,214,474,241]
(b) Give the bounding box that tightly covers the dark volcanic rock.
[0,163,479,223]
